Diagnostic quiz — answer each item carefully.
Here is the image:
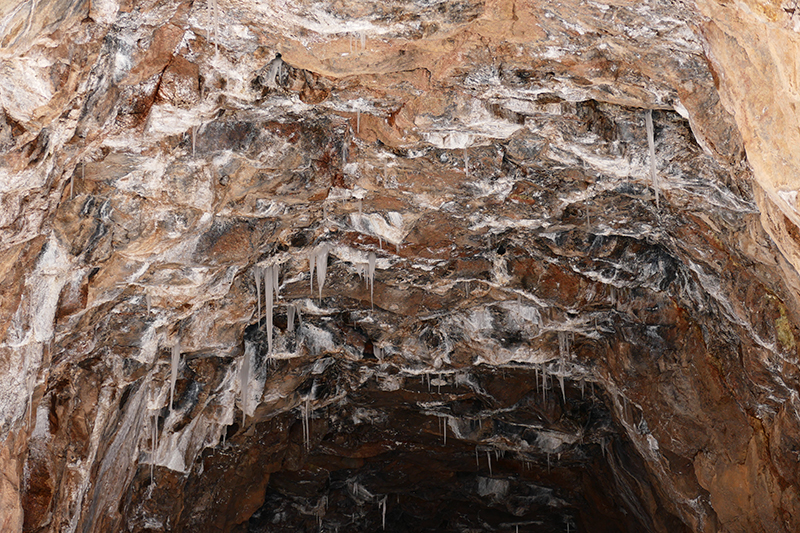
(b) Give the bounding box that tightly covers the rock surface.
[2,0,800,532]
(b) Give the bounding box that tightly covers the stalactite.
[170,341,180,411]
[542,365,547,403]
[211,0,219,57]
[288,303,296,332]
[309,252,316,298]
[302,397,311,450]
[368,252,376,309]
[316,245,329,301]
[272,263,280,299]
[254,266,261,324]
[151,410,159,487]
[265,265,274,354]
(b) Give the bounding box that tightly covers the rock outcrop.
[2,0,800,531]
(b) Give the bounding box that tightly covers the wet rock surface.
[2,0,800,532]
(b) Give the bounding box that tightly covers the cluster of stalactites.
[354,251,378,309]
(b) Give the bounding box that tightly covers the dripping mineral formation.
[3,0,800,532]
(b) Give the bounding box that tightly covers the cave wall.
[2,0,800,531]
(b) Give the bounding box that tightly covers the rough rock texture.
[2,0,800,532]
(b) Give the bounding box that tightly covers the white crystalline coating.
[470,308,491,332]
[424,131,474,149]
[477,477,510,498]
[298,323,336,355]
[154,363,237,474]
[368,252,376,308]
[379,373,403,391]
[31,400,49,440]
[146,104,203,136]
[646,109,659,209]
[263,54,284,89]
[534,429,579,453]
[0,57,56,124]
[11,236,74,346]
[778,189,799,213]
[170,341,180,411]
[349,212,407,245]
[647,433,660,454]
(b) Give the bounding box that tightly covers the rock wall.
[1,0,800,531]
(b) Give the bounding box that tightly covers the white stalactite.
[288,304,296,332]
[316,245,329,301]
[254,266,261,324]
[368,252,376,309]
[170,341,180,411]
[309,252,316,298]
[265,265,274,354]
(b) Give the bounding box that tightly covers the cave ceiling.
[3,0,800,532]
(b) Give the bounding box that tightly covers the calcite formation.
[2,0,800,531]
